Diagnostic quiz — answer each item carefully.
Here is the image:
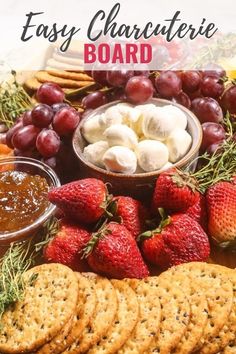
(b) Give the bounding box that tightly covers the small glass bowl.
[0,156,60,245]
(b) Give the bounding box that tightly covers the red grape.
[12,125,40,151]
[134,64,150,77]
[82,91,107,109]
[31,104,54,128]
[200,122,226,152]
[201,76,224,98]
[22,110,33,126]
[221,85,236,114]
[188,89,202,100]
[155,71,182,98]
[6,121,23,148]
[125,76,154,104]
[92,70,108,85]
[181,71,201,93]
[106,69,133,87]
[173,91,191,109]
[108,88,126,102]
[52,102,70,113]
[202,64,226,79]
[41,156,58,170]
[53,107,80,136]
[14,148,40,159]
[36,83,65,105]
[191,97,223,124]
[36,129,60,158]
[206,141,223,155]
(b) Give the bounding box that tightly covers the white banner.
[0,0,235,71]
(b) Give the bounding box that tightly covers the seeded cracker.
[0,263,78,354]
[63,273,118,354]
[87,279,139,354]
[118,279,161,354]
[169,262,233,351]
[143,276,190,354]
[199,265,236,354]
[158,266,209,354]
[37,273,96,354]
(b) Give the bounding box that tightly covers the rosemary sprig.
[0,71,33,128]
[0,217,59,322]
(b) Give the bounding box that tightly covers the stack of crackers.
[24,42,94,95]
[24,70,94,96]
[0,262,236,353]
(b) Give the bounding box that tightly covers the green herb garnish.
[0,217,59,322]
[0,242,32,320]
[0,71,33,128]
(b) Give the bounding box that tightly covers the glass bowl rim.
[0,156,60,242]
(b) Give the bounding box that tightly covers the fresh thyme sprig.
[0,242,32,320]
[0,71,33,128]
[0,217,59,322]
[186,113,236,193]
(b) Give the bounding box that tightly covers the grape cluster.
[81,65,236,156]
[6,83,81,179]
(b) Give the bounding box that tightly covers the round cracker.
[88,280,139,354]
[158,267,209,354]
[35,71,92,88]
[199,265,236,354]
[143,276,190,354]
[63,273,118,354]
[47,69,93,82]
[37,273,96,354]
[169,262,233,351]
[118,279,161,354]
[0,263,78,354]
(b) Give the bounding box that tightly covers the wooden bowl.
[72,99,202,200]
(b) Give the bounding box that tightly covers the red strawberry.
[207,181,236,244]
[43,219,91,271]
[186,194,208,231]
[48,178,108,224]
[111,196,149,239]
[152,168,199,213]
[84,222,149,279]
[140,213,210,269]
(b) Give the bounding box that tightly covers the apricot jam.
[0,170,49,233]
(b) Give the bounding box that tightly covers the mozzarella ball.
[166,129,192,163]
[104,124,138,150]
[142,106,177,141]
[82,115,105,143]
[162,105,187,130]
[99,106,123,128]
[103,146,137,174]
[83,141,109,168]
[136,140,169,172]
